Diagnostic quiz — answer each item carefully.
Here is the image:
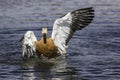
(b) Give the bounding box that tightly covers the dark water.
[0,0,120,80]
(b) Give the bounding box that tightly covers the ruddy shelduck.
[21,7,94,59]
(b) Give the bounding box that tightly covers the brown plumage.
[35,38,59,59]
[21,7,94,59]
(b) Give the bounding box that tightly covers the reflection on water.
[20,57,85,80]
[0,0,120,80]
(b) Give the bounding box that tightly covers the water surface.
[0,0,120,80]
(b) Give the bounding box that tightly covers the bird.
[20,7,94,59]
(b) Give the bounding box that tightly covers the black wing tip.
[71,7,94,20]
[79,7,94,10]
[20,35,24,42]
[72,7,94,14]
[71,7,94,30]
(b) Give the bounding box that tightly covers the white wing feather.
[21,31,37,58]
[51,7,94,55]
[52,13,73,54]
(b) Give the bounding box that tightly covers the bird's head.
[42,28,47,34]
[42,28,47,44]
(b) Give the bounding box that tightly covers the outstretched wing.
[21,31,37,58]
[51,7,94,55]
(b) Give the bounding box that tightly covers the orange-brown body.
[35,38,59,59]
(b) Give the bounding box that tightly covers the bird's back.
[35,38,59,58]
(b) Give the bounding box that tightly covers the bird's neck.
[43,33,47,44]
